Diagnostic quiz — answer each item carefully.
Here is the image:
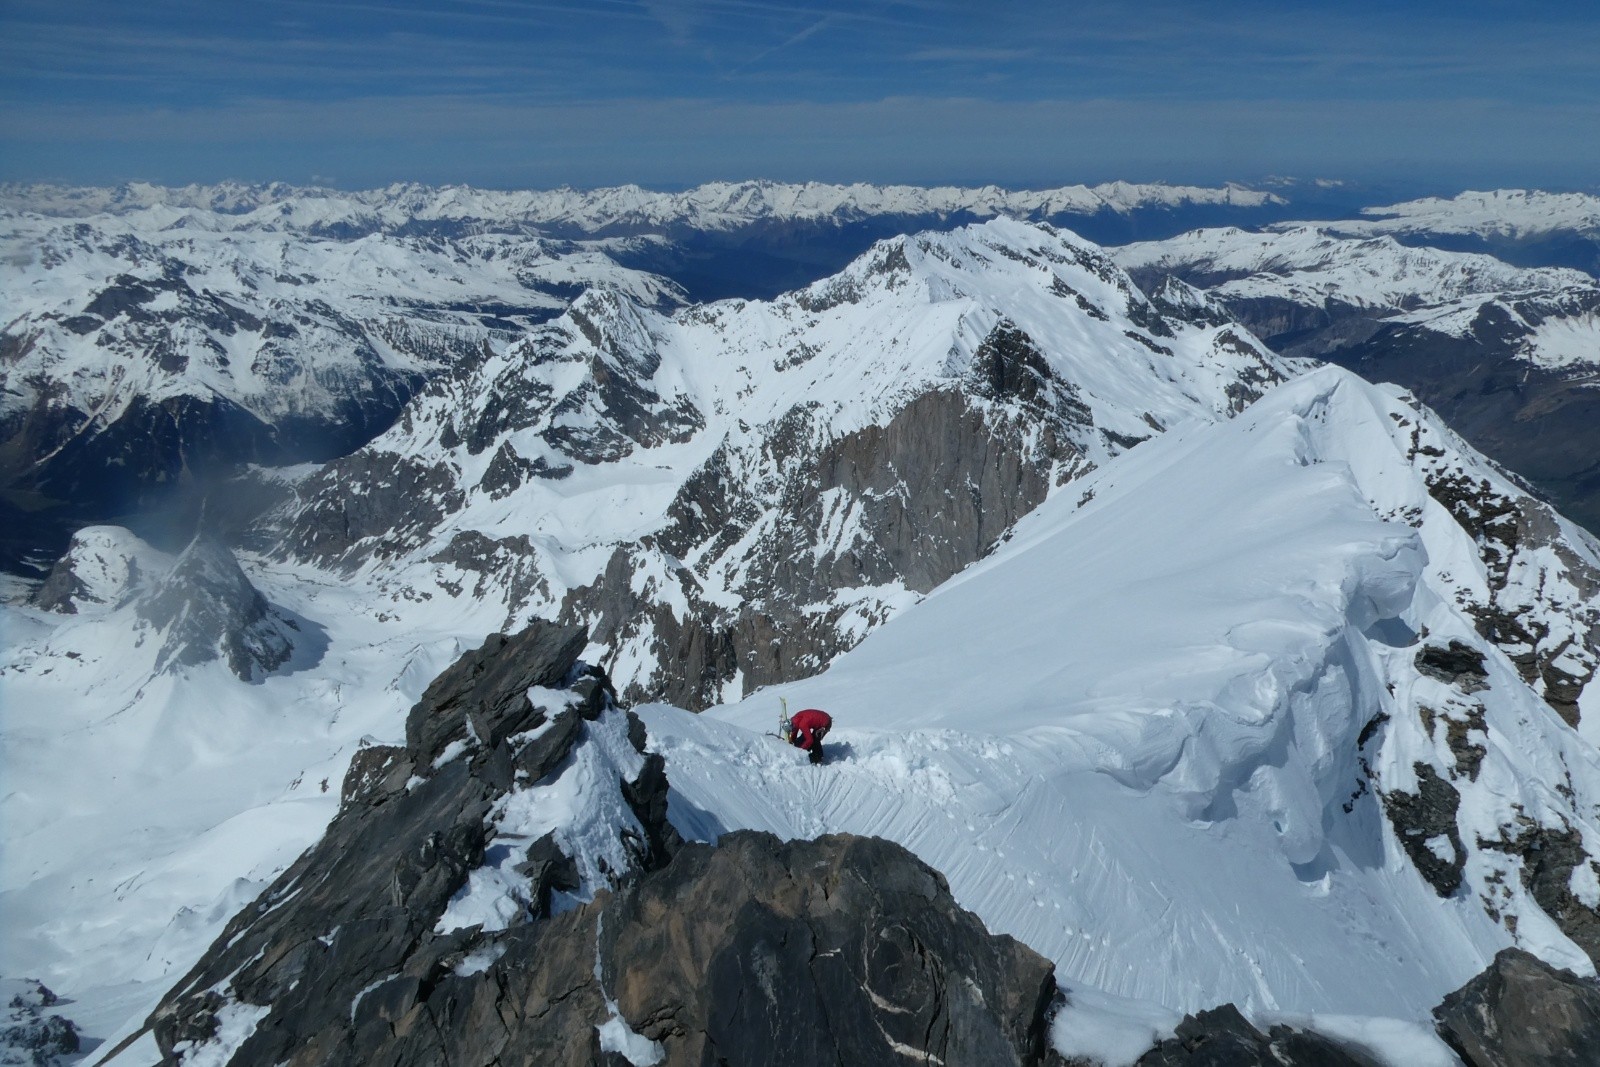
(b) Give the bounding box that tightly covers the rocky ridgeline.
[268,220,1293,709]
[116,620,1600,1066]
[131,620,1067,1066]
[0,207,685,572]
[1129,950,1600,1067]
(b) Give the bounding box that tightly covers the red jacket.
[788,709,832,751]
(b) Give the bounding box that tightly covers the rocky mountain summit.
[132,620,1073,1067]
[28,526,311,681]
[121,614,1600,1066]
[265,217,1293,708]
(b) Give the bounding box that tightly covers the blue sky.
[2,0,1595,190]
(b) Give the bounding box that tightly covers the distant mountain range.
[1116,224,1600,533]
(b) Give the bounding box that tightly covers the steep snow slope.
[271,217,1293,707]
[644,366,1600,1031]
[0,179,1285,237]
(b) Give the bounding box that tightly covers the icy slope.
[273,217,1293,706]
[644,365,1600,1025]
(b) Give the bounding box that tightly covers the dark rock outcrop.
[1381,762,1467,897]
[0,979,81,1067]
[1135,1004,1381,1066]
[1480,824,1600,970]
[134,536,303,681]
[139,619,1071,1067]
[595,832,1063,1067]
[1415,641,1491,692]
[143,619,678,1066]
[1433,947,1600,1066]
[153,829,1068,1067]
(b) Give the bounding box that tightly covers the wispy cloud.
[908,47,1035,62]
[729,15,836,72]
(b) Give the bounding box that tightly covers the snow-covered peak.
[1349,189,1600,240]
[29,525,170,615]
[1114,225,1592,311]
[657,364,1600,1022]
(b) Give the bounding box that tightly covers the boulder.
[1433,947,1600,1066]
[1134,1004,1381,1066]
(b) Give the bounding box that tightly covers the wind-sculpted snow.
[273,218,1293,707]
[643,366,1600,1031]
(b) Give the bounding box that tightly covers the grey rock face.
[1380,761,1467,897]
[1134,1004,1381,1066]
[280,450,466,569]
[1421,465,1600,730]
[144,619,678,1066]
[29,553,92,614]
[1433,947,1600,1066]
[134,536,301,682]
[0,979,81,1067]
[594,832,1063,1067]
[565,373,1089,708]
[1479,824,1600,970]
[1415,640,1491,692]
[141,620,1069,1067]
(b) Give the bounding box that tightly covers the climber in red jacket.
[781,703,832,764]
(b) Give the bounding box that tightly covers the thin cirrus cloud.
[0,0,1595,188]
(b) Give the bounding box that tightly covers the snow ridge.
[648,365,1600,1026]
[1115,225,1592,312]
